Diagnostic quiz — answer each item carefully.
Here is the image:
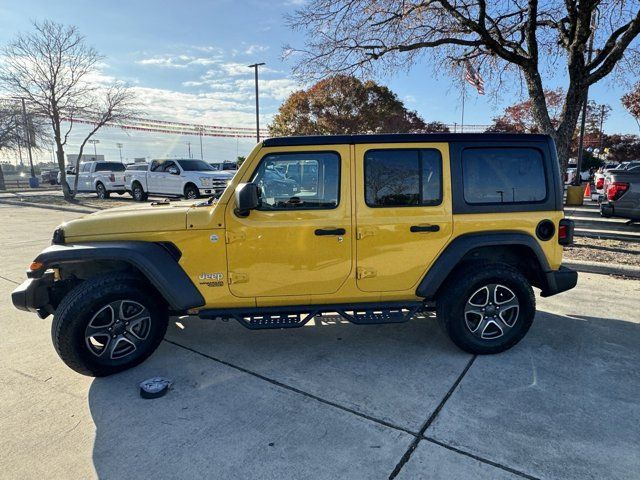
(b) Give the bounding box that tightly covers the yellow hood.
[62,201,196,239]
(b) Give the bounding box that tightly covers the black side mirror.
[234,182,260,217]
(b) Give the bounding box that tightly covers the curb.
[0,198,97,215]
[564,260,640,279]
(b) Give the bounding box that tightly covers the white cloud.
[244,44,270,55]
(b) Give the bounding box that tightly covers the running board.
[198,302,424,330]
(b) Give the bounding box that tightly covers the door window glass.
[364,149,442,207]
[462,148,546,204]
[251,152,340,210]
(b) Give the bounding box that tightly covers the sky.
[0,0,638,165]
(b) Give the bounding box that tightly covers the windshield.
[177,160,214,171]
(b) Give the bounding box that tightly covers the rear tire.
[51,273,168,377]
[436,262,535,354]
[96,182,110,199]
[131,182,148,202]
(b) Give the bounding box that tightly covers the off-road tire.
[51,273,168,377]
[96,182,110,199]
[184,183,199,199]
[131,181,148,202]
[436,262,535,355]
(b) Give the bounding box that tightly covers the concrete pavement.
[1,203,639,479]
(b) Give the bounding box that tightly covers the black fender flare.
[29,241,204,311]
[416,232,551,299]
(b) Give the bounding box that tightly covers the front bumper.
[199,187,226,197]
[540,266,578,297]
[11,272,54,314]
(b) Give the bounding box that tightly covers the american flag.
[464,60,485,95]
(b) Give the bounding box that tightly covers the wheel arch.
[416,232,551,300]
[29,241,204,312]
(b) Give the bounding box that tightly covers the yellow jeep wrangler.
[12,133,577,376]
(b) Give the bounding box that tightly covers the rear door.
[354,143,453,292]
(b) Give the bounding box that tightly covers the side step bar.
[198,302,425,330]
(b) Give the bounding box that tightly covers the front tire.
[436,263,535,355]
[51,273,168,377]
[184,184,199,199]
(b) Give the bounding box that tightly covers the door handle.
[410,225,440,233]
[315,228,346,236]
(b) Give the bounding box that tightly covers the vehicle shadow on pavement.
[87,310,640,480]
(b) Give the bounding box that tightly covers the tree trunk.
[55,143,73,200]
[0,163,5,190]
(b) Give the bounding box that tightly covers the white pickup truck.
[61,161,127,198]
[124,159,234,201]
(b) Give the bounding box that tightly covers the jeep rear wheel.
[436,263,535,354]
[96,182,110,199]
[52,273,168,377]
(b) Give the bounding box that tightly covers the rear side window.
[462,148,546,204]
[364,149,442,207]
[96,162,125,172]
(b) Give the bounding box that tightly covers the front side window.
[251,152,340,210]
[177,159,213,171]
[364,149,442,207]
[462,148,546,204]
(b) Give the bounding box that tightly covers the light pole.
[186,141,192,159]
[575,9,598,184]
[116,143,123,163]
[88,139,100,157]
[248,62,265,143]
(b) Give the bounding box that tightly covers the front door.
[147,160,164,193]
[354,143,453,292]
[225,147,352,298]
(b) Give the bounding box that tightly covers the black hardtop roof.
[262,133,551,147]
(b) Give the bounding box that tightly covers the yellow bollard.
[565,184,585,206]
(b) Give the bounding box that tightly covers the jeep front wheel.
[436,263,535,355]
[51,273,168,376]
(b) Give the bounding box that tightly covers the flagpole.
[461,79,466,133]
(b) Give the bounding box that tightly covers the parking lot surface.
[1,203,639,479]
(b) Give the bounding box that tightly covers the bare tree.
[0,20,135,200]
[287,1,640,172]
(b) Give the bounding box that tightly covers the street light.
[88,139,100,157]
[116,143,124,163]
[248,62,265,143]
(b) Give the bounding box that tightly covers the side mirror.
[234,182,260,217]
[167,166,179,175]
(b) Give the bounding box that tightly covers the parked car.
[124,159,233,201]
[40,170,58,185]
[57,167,75,186]
[565,165,591,185]
[600,169,640,221]
[63,161,126,198]
[210,161,238,172]
[12,133,577,377]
